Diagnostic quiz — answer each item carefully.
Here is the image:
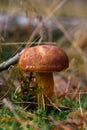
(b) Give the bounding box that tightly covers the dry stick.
[53,16,87,63]
[53,16,73,43]
[0,52,20,71]
[0,0,68,72]
[0,42,56,72]
[26,0,68,45]
[73,42,87,62]
[0,43,72,72]
[3,98,39,130]
[0,42,27,45]
[48,116,72,130]
[78,93,87,129]
[3,98,23,125]
[0,85,11,100]
[72,82,81,100]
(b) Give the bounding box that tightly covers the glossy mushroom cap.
[18,45,69,72]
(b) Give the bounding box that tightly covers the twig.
[0,52,20,72]
[78,93,87,129]
[26,0,68,44]
[48,116,72,130]
[78,92,83,117]
[3,98,39,130]
[0,42,56,72]
[72,83,81,100]
[3,98,25,125]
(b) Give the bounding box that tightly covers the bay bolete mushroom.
[18,44,69,108]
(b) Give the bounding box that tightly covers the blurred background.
[0,0,87,17]
[0,0,87,93]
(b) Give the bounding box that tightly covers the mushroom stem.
[36,72,54,108]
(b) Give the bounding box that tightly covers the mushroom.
[18,44,69,108]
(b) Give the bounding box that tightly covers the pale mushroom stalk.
[36,72,54,108]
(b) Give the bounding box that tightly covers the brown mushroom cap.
[18,45,69,72]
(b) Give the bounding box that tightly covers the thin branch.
[26,0,68,44]
[0,42,56,72]
[3,98,39,130]
[0,52,21,72]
